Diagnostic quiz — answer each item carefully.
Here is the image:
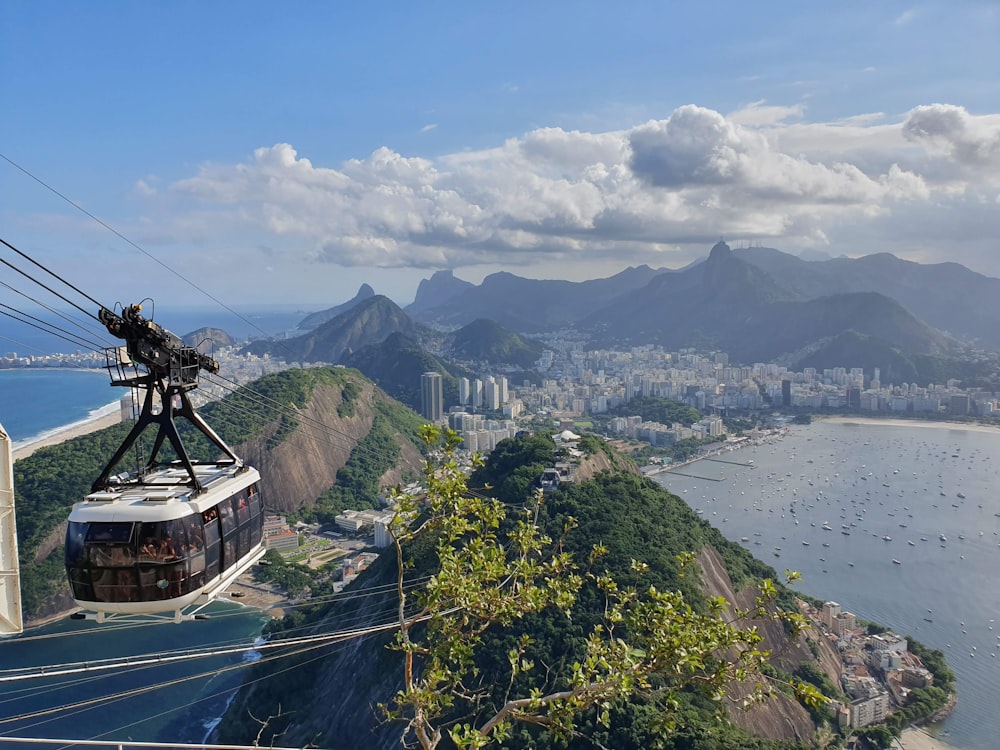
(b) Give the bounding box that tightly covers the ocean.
[0,306,311,445]
[654,419,1000,750]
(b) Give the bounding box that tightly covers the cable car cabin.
[65,463,264,620]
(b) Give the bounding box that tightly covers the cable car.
[65,304,266,622]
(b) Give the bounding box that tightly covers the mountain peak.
[709,240,732,259]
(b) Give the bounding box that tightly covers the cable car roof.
[70,463,260,523]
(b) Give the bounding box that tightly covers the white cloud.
[419,123,438,133]
[155,102,999,275]
[894,8,917,26]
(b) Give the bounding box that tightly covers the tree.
[382,426,822,749]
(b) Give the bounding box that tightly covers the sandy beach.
[12,410,122,461]
[896,727,963,750]
[822,415,1000,435]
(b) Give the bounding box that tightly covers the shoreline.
[896,726,963,750]
[12,406,122,461]
[819,415,1000,435]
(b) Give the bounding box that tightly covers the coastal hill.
[214,434,844,749]
[243,295,426,363]
[13,366,426,622]
[581,241,957,365]
[296,283,376,330]
[735,246,1000,350]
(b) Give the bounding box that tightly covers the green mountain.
[583,242,957,365]
[297,283,376,330]
[735,246,1000,349]
[446,318,545,369]
[213,433,841,749]
[343,331,472,413]
[407,265,665,332]
[406,270,475,314]
[242,295,424,363]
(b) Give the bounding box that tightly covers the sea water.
[655,419,1000,750]
[0,369,117,445]
[0,603,270,745]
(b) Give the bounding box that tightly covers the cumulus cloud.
[159,102,998,272]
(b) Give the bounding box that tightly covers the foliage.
[253,550,314,597]
[301,413,401,525]
[381,426,820,749]
[606,396,702,426]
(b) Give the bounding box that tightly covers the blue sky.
[2,1,998,313]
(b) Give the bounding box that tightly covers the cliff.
[215,436,842,749]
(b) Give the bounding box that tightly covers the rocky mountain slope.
[213,434,841,749]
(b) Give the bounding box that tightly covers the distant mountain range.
[233,242,999,394]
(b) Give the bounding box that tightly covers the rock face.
[697,546,840,743]
[238,379,376,513]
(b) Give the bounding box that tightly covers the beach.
[896,727,963,750]
[822,415,1000,435]
[11,409,122,461]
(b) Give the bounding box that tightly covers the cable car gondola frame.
[65,304,266,623]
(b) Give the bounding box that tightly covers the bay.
[0,369,117,445]
[654,418,1000,750]
[0,603,270,745]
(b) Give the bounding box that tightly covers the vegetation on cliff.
[12,367,421,619]
[216,431,823,749]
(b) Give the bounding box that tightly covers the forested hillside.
[12,367,425,622]
[214,432,828,749]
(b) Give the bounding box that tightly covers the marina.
[654,418,1000,750]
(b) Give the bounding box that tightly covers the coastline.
[896,726,963,750]
[12,405,122,461]
[820,415,1000,435]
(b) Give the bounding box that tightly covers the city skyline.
[1,2,998,313]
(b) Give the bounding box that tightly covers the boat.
[882,535,892,541]
[892,559,901,565]
[841,530,851,535]
[939,534,948,542]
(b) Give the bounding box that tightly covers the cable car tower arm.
[91,304,241,494]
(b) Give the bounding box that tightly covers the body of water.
[0,369,118,445]
[0,603,270,745]
[0,306,313,446]
[654,419,1000,750]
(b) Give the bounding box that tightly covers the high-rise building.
[420,371,443,421]
[458,377,471,405]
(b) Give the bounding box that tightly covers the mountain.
[14,366,427,622]
[242,295,424,363]
[343,331,471,413]
[735,247,1000,349]
[406,270,475,314]
[407,265,666,332]
[213,434,842,749]
[182,326,234,352]
[445,318,545,369]
[582,242,956,364]
[297,284,376,330]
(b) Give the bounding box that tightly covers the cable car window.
[236,492,250,525]
[219,500,235,535]
[204,540,220,580]
[87,522,134,544]
[249,518,262,546]
[68,568,94,601]
[248,487,261,518]
[237,527,250,559]
[91,569,117,602]
[185,516,204,552]
[66,522,88,566]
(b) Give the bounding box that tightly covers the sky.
[1,1,998,315]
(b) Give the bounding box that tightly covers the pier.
[664,470,724,481]
[703,457,756,468]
